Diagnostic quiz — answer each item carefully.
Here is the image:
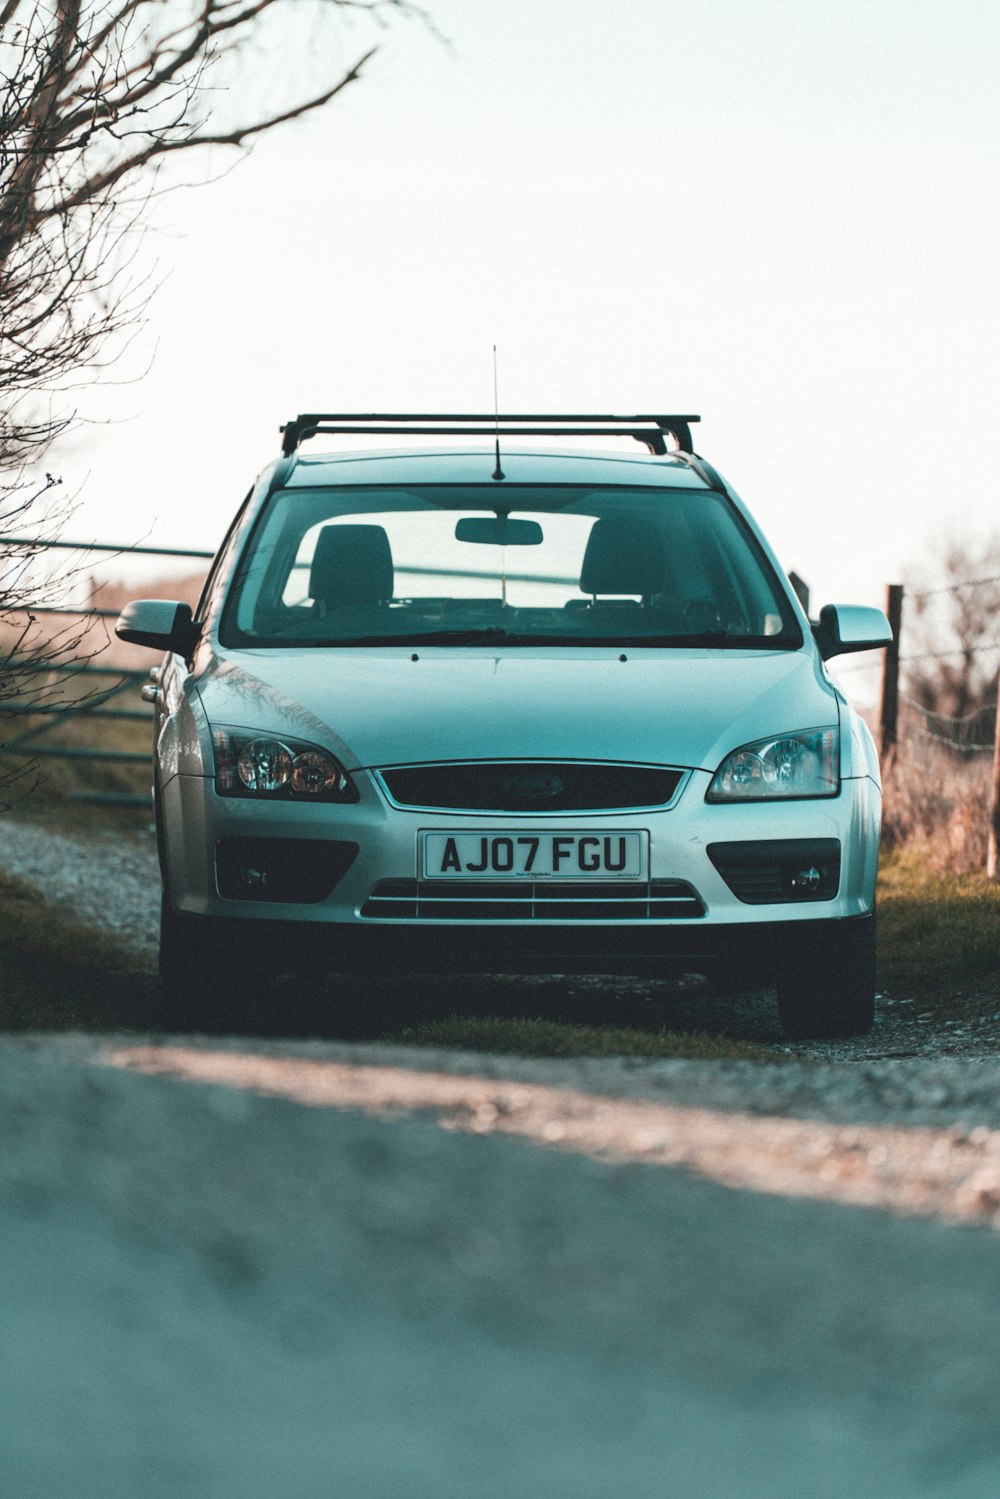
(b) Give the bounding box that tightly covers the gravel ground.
[0,814,161,961]
[6,814,1000,1496]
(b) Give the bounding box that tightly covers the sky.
[55,0,1000,695]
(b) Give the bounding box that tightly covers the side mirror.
[813,603,893,661]
[115,599,200,656]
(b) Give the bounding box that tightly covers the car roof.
[281,446,713,490]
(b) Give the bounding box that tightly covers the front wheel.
[775,913,876,1040]
[158,893,252,1033]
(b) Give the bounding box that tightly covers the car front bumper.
[159,766,881,973]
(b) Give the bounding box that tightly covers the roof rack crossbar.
[280,413,701,458]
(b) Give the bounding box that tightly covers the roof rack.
[279,412,701,458]
[672,448,730,496]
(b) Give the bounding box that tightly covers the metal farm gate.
[0,537,212,806]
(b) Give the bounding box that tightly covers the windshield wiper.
[624,630,795,648]
[397,628,514,645]
[289,628,518,647]
[270,626,794,650]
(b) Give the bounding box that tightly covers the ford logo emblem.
[504,772,565,800]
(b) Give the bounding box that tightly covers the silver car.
[117,413,891,1037]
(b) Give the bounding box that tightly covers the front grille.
[361,878,705,921]
[377,761,684,813]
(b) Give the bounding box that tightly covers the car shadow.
[238,968,785,1046]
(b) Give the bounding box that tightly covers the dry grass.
[877,850,1000,1004]
[881,720,993,875]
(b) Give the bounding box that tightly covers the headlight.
[213,728,358,802]
[707,726,839,802]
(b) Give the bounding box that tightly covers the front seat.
[579,515,668,601]
[309,524,394,614]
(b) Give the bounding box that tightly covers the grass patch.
[0,870,155,1031]
[386,1014,782,1061]
[878,850,1000,1008]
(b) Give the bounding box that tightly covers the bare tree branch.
[0,0,416,464]
[52,43,378,214]
[0,0,421,798]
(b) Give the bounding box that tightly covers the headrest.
[579,516,667,596]
[309,524,394,608]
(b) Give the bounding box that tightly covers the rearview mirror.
[455,517,544,547]
[813,603,893,660]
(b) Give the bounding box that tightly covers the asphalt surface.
[5,1034,1000,1498]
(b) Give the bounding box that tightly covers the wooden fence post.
[879,583,903,763]
[988,666,1000,881]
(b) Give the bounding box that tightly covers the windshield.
[218,484,801,650]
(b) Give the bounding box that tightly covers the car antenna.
[491,344,505,481]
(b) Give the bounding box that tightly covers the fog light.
[707,839,840,904]
[216,838,359,903]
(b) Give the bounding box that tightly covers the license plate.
[421,830,647,880]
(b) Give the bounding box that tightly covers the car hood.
[196,647,839,773]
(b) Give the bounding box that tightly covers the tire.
[157,892,253,1033]
[775,912,876,1040]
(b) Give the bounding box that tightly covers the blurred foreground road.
[4,1034,1000,1498]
